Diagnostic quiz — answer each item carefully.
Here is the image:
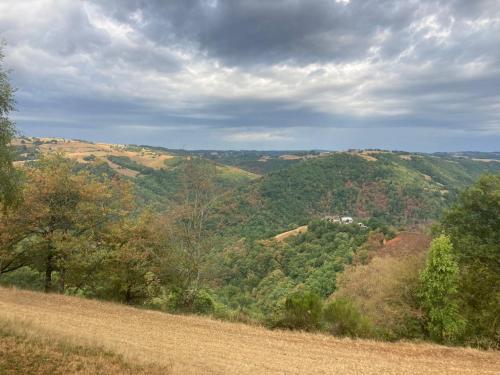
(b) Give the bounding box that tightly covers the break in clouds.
[1,0,500,150]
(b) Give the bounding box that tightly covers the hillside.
[1,287,499,375]
[12,137,259,206]
[213,151,500,238]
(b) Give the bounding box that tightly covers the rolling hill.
[1,287,499,375]
[12,137,259,206]
[13,137,500,237]
[212,150,500,238]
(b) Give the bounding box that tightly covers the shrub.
[275,290,323,331]
[192,289,215,314]
[83,154,96,161]
[164,287,215,315]
[322,299,372,338]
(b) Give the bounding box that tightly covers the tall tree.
[419,235,465,343]
[177,159,217,279]
[0,44,19,207]
[441,174,500,345]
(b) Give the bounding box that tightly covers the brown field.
[0,288,498,374]
[279,154,303,160]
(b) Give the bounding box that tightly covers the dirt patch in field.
[274,225,309,241]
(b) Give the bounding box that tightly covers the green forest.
[1,50,499,350]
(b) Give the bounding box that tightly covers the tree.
[0,44,20,207]
[0,154,133,293]
[169,158,218,305]
[334,253,426,340]
[0,205,32,275]
[440,174,500,346]
[419,235,465,343]
[100,212,174,304]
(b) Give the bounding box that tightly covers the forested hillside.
[212,151,500,238]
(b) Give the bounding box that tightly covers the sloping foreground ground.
[0,287,498,375]
[0,319,169,374]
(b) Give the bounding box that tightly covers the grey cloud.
[1,0,500,150]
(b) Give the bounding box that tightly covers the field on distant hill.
[1,287,499,375]
[12,138,175,175]
[12,137,259,206]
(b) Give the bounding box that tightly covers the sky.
[1,0,500,151]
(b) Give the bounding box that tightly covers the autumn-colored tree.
[0,206,32,275]
[100,211,175,304]
[334,253,426,339]
[0,154,133,292]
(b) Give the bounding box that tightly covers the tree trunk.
[125,284,132,304]
[44,251,53,293]
[58,266,65,293]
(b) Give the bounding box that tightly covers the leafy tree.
[0,206,33,276]
[99,212,173,304]
[440,174,500,346]
[169,158,219,301]
[419,235,465,343]
[0,45,20,207]
[0,154,133,293]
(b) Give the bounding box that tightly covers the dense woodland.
[1,50,499,349]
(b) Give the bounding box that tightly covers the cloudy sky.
[1,0,499,150]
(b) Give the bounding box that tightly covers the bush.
[322,299,373,338]
[0,267,44,291]
[164,287,215,315]
[192,289,215,314]
[275,290,323,331]
[83,154,96,161]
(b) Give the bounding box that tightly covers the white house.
[341,216,353,224]
[323,215,341,223]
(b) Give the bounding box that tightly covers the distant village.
[322,215,368,229]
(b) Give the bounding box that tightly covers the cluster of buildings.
[322,215,368,229]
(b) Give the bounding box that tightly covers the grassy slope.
[1,287,498,375]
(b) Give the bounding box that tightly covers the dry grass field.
[0,319,170,374]
[0,287,499,375]
[13,138,175,176]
